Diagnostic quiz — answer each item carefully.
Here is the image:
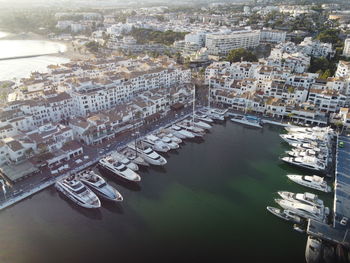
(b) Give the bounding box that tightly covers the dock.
[307,135,350,248]
[261,119,292,127]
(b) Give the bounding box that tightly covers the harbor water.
[0,121,333,263]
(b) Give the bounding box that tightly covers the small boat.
[55,175,101,209]
[78,170,123,201]
[293,224,305,233]
[170,125,195,139]
[158,131,183,144]
[195,113,213,123]
[99,156,141,182]
[120,147,149,167]
[142,134,171,153]
[305,236,323,263]
[128,142,167,166]
[159,135,179,149]
[231,115,262,128]
[266,206,302,223]
[178,121,205,137]
[110,151,139,171]
[287,174,331,193]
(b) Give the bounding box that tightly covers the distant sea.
[0,37,69,81]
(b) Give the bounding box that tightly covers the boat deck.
[307,135,350,247]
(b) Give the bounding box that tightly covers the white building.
[343,39,350,57]
[205,30,261,56]
[260,29,286,43]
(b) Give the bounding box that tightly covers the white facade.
[205,30,261,56]
[343,39,350,57]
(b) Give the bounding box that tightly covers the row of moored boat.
[55,108,226,209]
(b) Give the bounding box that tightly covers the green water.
[0,121,332,263]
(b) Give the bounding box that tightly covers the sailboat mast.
[208,80,211,109]
[193,85,195,123]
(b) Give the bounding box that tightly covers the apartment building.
[205,30,260,56]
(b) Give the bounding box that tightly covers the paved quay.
[307,135,350,247]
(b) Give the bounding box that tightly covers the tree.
[226,48,258,63]
[320,69,332,79]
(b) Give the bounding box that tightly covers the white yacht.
[275,198,325,222]
[281,156,326,172]
[277,191,324,208]
[286,148,328,161]
[159,136,179,149]
[191,119,212,130]
[287,174,331,193]
[290,142,327,153]
[170,125,195,139]
[178,121,205,137]
[305,236,323,263]
[120,147,150,167]
[142,134,171,153]
[78,170,123,202]
[266,206,302,224]
[280,134,315,144]
[194,113,213,123]
[110,151,139,171]
[55,176,101,208]
[199,109,224,121]
[128,142,167,166]
[157,131,182,144]
[99,156,141,182]
[231,115,262,128]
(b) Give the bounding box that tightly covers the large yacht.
[120,147,150,167]
[128,142,167,166]
[275,198,325,222]
[277,191,324,209]
[230,115,262,128]
[281,156,326,172]
[55,176,101,208]
[99,156,141,182]
[285,148,328,161]
[169,125,195,139]
[110,151,139,171]
[142,134,171,153]
[78,170,123,202]
[287,174,331,193]
[199,109,225,121]
[266,206,302,224]
[290,142,327,153]
[280,134,315,144]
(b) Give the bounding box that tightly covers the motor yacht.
[128,142,167,166]
[55,176,101,208]
[142,134,171,153]
[230,115,262,128]
[275,198,325,222]
[287,174,331,193]
[110,151,139,171]
[99,156,141,182]
[178,121,205,137]
[194,113,213,123]
[281,156,326,172]
[159,135,179,149]
[170,125,195,139]
[266,206,302,224]
[277,191,324,208]
[120,147,149,167]
[78,170,123,201]
[157,131,182,144]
